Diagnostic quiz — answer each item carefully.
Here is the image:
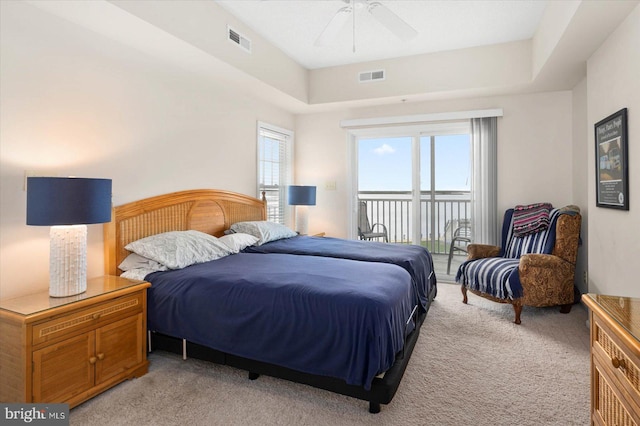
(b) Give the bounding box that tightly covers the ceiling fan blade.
[314,6,352,47]
[367,2,417,41]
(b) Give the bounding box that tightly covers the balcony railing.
[359,191,471,255]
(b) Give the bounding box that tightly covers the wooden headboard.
[104,189,266,275]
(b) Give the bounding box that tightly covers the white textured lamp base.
[295,206,309,235]
[49,225,87,298]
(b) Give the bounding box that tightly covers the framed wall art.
[595,108,629,210]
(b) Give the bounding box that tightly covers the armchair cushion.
[456,257,522,300]
[502,209,560,258]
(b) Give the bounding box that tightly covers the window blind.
[257,123,293,224]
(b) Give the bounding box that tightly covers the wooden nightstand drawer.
[32,292,144,346]
[593,359,639,426]
[594,315,640,410]
[584,294,640,426]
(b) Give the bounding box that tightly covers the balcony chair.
[446,219,472,275]
[455,204,581,324]
[357,201,389,242]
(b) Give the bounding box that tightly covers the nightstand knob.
[612,357,626,370]
[88,356,97,365]
[92,313,102,320]
[97,353,105,360]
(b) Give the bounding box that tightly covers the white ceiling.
[25,0,636,112]
[216,0,548,69]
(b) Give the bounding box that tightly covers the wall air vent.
[358,69,385,83]
[228,26,251,53]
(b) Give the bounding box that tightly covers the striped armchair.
[455,205,581,324]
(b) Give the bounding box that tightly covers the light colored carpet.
[70,283,590,425]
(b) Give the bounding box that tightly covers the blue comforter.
[244,236,436,311]
[146,252,414,390]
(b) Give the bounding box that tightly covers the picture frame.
[595,108,629,210]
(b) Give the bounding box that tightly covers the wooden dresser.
[0,276,150,408]
[583,294,640,425]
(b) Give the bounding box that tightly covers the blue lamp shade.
[288,186,316,206]
[27,177,112,225]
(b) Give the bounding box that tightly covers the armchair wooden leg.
[513,303,522,325]
[559,304,572,314]
[461,285,468,304]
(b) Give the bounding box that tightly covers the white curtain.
[470,117,498,245]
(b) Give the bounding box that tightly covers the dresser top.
[584,294,640,342]
[0,276,148,316]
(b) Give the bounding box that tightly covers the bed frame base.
[149,309,426,414]
[242,371,379,413]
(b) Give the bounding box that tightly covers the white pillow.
[219,233,259,253]
[230,221,297,245]
[119,253,169,272]
[121,268,159,281]
[124,230,232,269]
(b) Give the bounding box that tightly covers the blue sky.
[358,134,471,192]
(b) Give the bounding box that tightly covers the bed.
[104,189,437,413]
[244,235,436,313]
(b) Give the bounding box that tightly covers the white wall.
[531,0,580,78]
[586,4,640,297]
[0,2,294,299]
[109,0,309,105]
[309,40,531,104]
[296,91,575,240]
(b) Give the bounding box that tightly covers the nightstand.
[0,276,150,408]
[583,294,640,425]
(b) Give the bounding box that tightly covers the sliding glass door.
[354,122,472,278]
[420,134,471,254]
[358,136,415,243]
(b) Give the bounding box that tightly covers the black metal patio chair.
[357,201,389,242]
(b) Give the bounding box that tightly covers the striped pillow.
[512,202,552,237]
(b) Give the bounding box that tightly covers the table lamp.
[288,185,316,235]
[27,177,112,297]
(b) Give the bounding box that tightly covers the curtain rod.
[340,108,503,129]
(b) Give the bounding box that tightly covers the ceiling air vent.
[358,69,385,83]
[228,26,251,53]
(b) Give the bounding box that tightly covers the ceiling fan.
[315,0,418,51]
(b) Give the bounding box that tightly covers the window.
[257,122,293,224]
[348,117,498,281]
[354,122,471,248]
[343,109,500,251]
